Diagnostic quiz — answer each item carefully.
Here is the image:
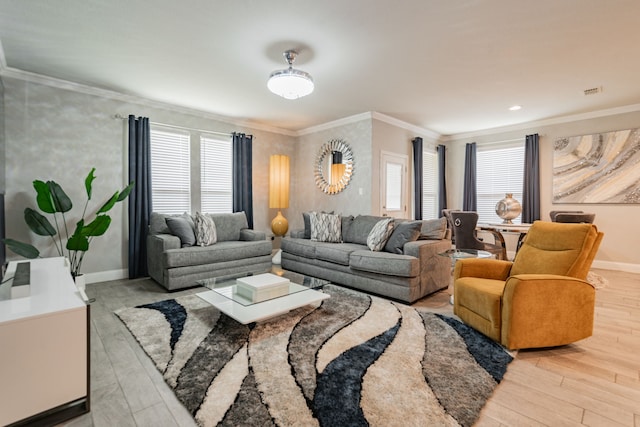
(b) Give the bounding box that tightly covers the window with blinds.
[422,151,439,220]
[150,129,191,214]
[201,136,232,213]
[476,143,525,223]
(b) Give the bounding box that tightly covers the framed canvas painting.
[553,128,640,203]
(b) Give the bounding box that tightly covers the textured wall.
[3,77,296,277]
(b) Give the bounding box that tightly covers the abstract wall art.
[553,128,640,203]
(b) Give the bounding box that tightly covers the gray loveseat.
[281,214,451,303]
[147,212,272,290]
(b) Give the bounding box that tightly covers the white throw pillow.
[367,218,395,251]
[310,212,342,243]
[195,211,217,246]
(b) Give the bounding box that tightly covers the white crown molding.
[370,112,441,140]
[296,112,374,136]
[0,66,298,137]
[442,103,640,141]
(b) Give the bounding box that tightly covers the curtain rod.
[114,114,236,138]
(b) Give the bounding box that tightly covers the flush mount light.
[509,105,522,111]
[267,50,314,100]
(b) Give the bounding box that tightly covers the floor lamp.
[269,154,290,264]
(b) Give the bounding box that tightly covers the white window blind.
[422,151,438,220]
[476,143,525,223]
[150,129,191,214]
[201,136,232,213]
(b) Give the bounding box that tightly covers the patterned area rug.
[115,285,513,427]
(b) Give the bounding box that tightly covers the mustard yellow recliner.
[453,221,604,350]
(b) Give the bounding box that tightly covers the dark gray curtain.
[232,132,254,228]
[463,142,477,211]
[522,133,540,223]
[412,137,423,220]
[437,144,447,215]
[128,115,152,279]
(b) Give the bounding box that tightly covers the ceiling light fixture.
[509,105,522,111]
[267,50,314,100]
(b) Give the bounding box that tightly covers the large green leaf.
[97,192,118,214]
[3,238,40,259]
[85,168,96,200]
[82,215,111,237]
[117,181,135,202]
[24,207,56,236]
[48,180,72,213]
[67,233,89,252]
[33,180,55,213]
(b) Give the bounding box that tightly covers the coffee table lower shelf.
[196,285,329,325]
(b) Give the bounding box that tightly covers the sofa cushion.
[302,212,312,239]
[164,240,271,268]
[165,216,196,247]
[281,238,318,259]
[150,212,194,236]
[419,217,448,240]
[344,215,387,245]
[195,212,217,246]
[384,221,422,254]
[315,242,364,266]
[367,218,395,251]
[207,212,248,242]
[349,250,419,278]
[310,212,342,243]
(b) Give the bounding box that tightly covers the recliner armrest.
[239,229,266,241]
[454,258,512,281]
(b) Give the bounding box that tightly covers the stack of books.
[236,273,291,303]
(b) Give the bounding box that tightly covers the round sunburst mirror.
[314,139,354,194]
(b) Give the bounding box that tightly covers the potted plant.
[4,168,134,279]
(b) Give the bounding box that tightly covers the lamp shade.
[269,155,290,209]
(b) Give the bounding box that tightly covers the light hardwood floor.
[62,268,639,427]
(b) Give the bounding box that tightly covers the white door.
[380,151,408,218]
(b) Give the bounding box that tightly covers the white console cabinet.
[0,257,89,426]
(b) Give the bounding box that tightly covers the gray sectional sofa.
[281,214,452,303]
[147,212,272,290]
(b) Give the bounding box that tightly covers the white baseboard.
[591,260,640,274]
[84,269,128,284]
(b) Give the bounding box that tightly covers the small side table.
[438,249,493,304]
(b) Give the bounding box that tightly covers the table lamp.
[269,154,290,237]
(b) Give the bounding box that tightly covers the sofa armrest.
[404,239,452,293]
[239,229,266,241]
[454,258,513,281]
[290,229,306,239]
[146,234,180,285]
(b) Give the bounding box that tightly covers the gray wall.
[445,111,640,270]
[3,77,296,279]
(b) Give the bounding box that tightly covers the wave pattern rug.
[115,285,513,427]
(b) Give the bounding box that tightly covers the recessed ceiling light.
[509,105,522,111]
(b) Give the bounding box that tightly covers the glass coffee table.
[438,248,494,304]
[196,269,330,324]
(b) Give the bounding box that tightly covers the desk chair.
[554,212,596,223]
[549,210,583,221]
[450,211,507,260]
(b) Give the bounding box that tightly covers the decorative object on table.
[553,127,640,203]
[495,193,522,224]
[267,49,314,100]
[116,285,513,427]
[314,139,354,194]
[453,221,604,350]
[3,168,134,279]
[235,273,290,303]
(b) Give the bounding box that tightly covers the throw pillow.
[195,212,217,246]
[310,212,342,243]
[419,217,448,240]
[165,216,196,247]
[367,218,395,251]
[302,211,312,239]
[384,221,423,254]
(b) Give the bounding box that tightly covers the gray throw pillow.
[384,221,422,254]
[419,217,448,240]
[302,212,312,239]
[165,216,196,247]
[345,215,387,245]
[208,212,248,241]
[367,218,395,251]
[195,212,217,246]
